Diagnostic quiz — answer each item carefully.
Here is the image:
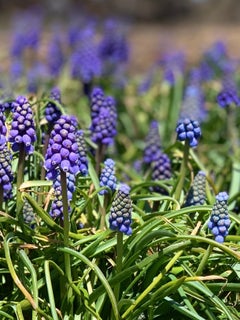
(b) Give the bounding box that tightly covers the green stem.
[95,143,107,175]
[16,145,26,217]
[60,171,73,311]
[99,193,109,230]
[114,232,123,302]
[174,142,190,202]
[195,244,213,276]
[227,105,239,157]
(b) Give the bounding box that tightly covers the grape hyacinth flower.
[184,171,206,207]
[217,90,239,108]
[90,87,106,124]
[90,93,117,146]
[76,130,88,176]
[23,200,36,227]
[70,30,102,96]
[208,192,231,243]
[109,184,132,235]
[180,84,206,123]
[176,118,201,148]
[143,120,161,164]
[47,33,65,78]
[151,151,171,194]
[44,115,80,180]
[0,111,7,146]
[52,171,76,201]
[98,19,129,68]
[8,96,36,154]
[99,158,117,195]
[45,87,62,125]
[0,146,14,200]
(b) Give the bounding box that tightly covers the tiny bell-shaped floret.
[99,158,117,195]
[0,111,7,146]
[208,191,231,243]
[23,201,36,227]
[109,183,132,235]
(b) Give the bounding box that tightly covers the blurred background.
[1,0,240,75]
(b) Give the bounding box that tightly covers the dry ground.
[128,22,240,75]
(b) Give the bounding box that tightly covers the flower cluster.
[98,19,129,66]
[99,158,117,195]
[109,184,132,235]
[8,96,36,154]
[47,34,64,77]
[184,171,206,207]
[0,111,7,146]
[45,87,62,125]
[151,151,171,194]
[44,115,80,180]
[76,130,88,176]
[180,84,206,122]
[0,146,14,200]
[208,192,231,243]
[176,118,201,147]
[49,173,74,219]
[90,88,117,146]
[143,120,161,164]
[23,201,36,227]
[70,37,102,84]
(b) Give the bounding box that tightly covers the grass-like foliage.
[0,10,240,320]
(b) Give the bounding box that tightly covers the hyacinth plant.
[1,12,240,320]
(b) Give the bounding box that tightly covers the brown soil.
[128,22,240,75]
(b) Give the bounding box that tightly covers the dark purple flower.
[70,36,102,84]
[99,158,117,195]
[44,115,80,180]
[0,112,7,146]
[47,34,65,77]
[9,58,24,83]
[0,145,14,200]
[23,200,36,227]
[151,151,171,194]
[76,130,88,176]
[143,120,161,164]
[8,96,36,154]
[208,192,231,243]
[184,171,206,207]
[45,87,62,125]
[98,19,129,66]
[90,88,117,146]
[109,183,132,235]
[180,84,206,122]
[217,90,239,108]
[176,118,201,148]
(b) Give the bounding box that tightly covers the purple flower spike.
[45,87,62,125]
[0,112,7,147]
[99,158,117,195]
[143,120,161,164]
[8,96,36,154]
[90,87,117,146]
[109,183,132,235]
[44,115,80,179]
[76,130,88,176]
[151,151,171,194]
[208,192,230,243]
[47,34,65,78]
[0,146,14,200]
[184,171,206,207]
[176,118,201,148]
